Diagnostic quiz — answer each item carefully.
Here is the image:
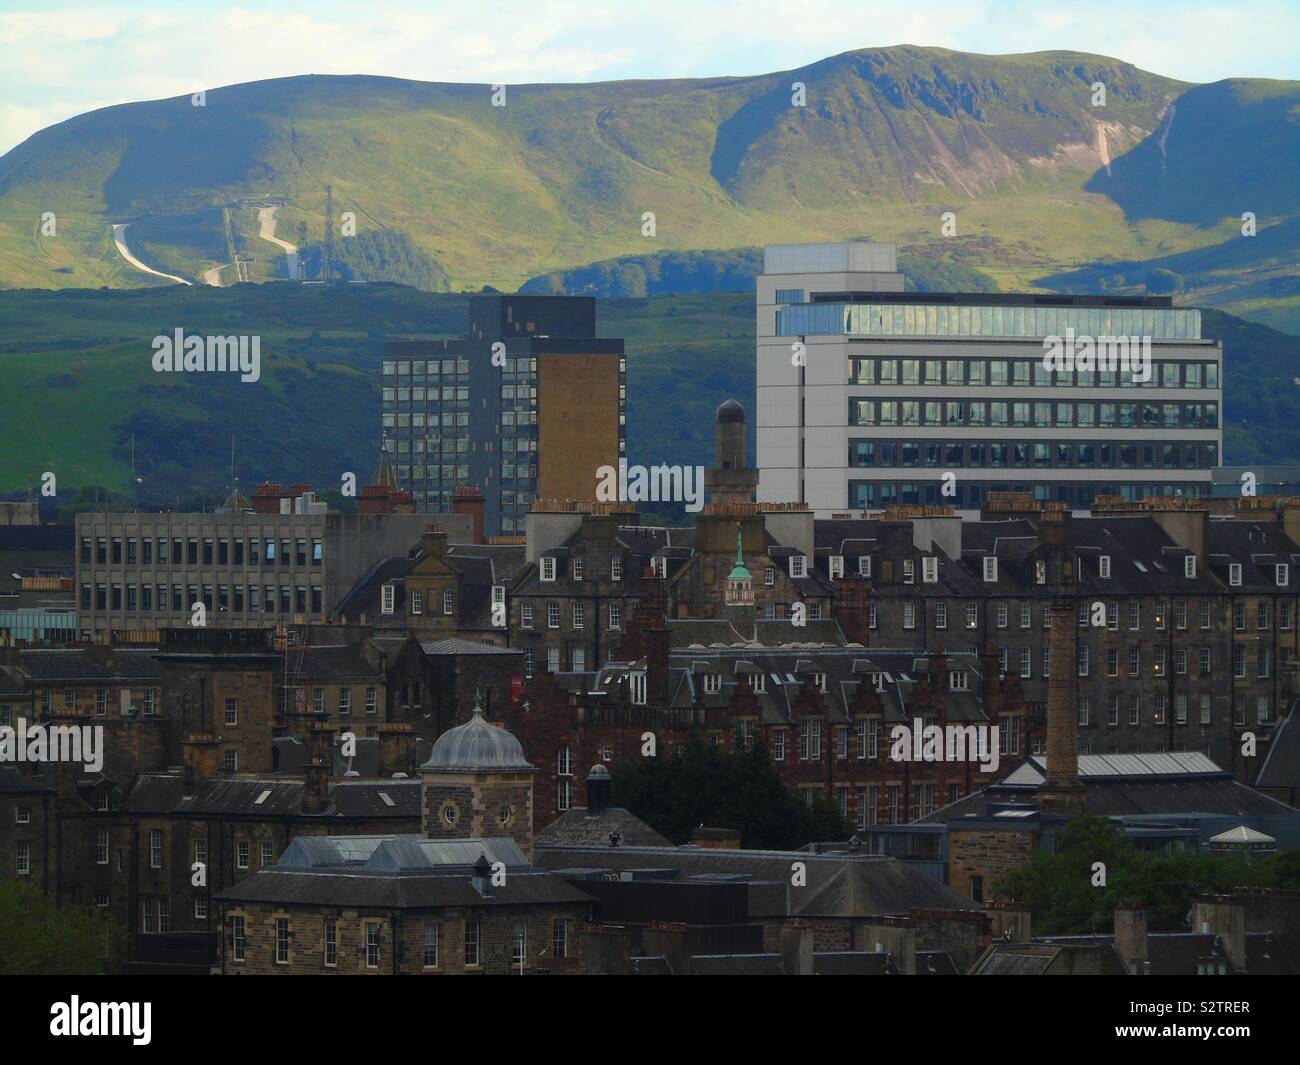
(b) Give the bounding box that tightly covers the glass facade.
[779,301,1200,340]
[381,356,474,511]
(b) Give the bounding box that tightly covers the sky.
[1,0,1297,155]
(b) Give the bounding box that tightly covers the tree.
[0,879,124,974]
[612,734,850,849]
[992,815,1274,934]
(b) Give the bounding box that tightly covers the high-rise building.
[757,241,1222,515]
[382,295,626,537]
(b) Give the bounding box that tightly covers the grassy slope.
[0,48,1236,296]
[0,286,1296,506]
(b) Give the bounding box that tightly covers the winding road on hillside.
[110,223,192,285]
[256,206,300,279]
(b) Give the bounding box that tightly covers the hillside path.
[111,224,192,285]
[257,206,299,279]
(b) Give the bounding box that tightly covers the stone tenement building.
[815,493,1300,781]
[506,614,1030,833]
[213,704,593,974]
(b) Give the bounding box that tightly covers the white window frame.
[922,557,938,583]
[540,557,557,582]
[381,584,395,615]
[982,556,997,583]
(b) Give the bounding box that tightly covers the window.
[630,672,647,705]
[15,841,30,876]
[521,603,534,628]
[1184,555,1196,579]
[1078,699,1090,726]
[572,556,583,580]
[339,689,351,716]
[411,590,423,615]
[704,673,722,695]
[261,842,274,868]
[1077,645,1090,677]
[365,923,380,969]
[541,557,556,582]
[609,602,622,630]
[512,920,527,968]
[965,602,978,629]
[790,555,806,578]
[423,921,440,968]
[96,828,109,864]
[324,919,337,967]
[830,556,844,580]
[236,841,249,869]
[935,601,947,629]
[1020,603,1031,630]
[764,567,775,587]
[903,602,916,630]
[224,698,238,726]
[751,672,766,694]
[149,828,163,869]
[572,602,584,629]
[1229,563,1242,586]
[858,555,872,577]
[1278,563,1290,587]
[547,602,560,629]
[773,728,786,761]
[611,556,623,581]
[381,585,395,614]
[553,919,568,960]
[442,589,454,615]
[982,557,997,582]
[231,916,246,961]
[1099,555,1111,579]
[276,918,290,964]
[464,920,481,967]
[996,602,1009,629]
[949,670,968,692]
[902,559,915,584]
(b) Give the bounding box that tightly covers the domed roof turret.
[717,399,746,424]
[420,695,534,773]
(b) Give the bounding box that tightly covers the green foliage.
[990,815,1285,934]
[611,735,851,849]
[522,246,998,298]
[300,229,451,291]
[0,878,125,974]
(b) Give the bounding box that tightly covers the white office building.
[756,240,1222,515]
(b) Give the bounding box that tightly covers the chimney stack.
[452,487,485,545]
[302,719,335,815]
[780,921,815,975]
[1114,902,1148,974]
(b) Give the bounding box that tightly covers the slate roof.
[420,637,522,657]
[215,868,594,910]
[0,765,54,794]
[1255,701,1300,790]
[19,648,161,682]
[923,754,1297,821]
[171,777,421,818]
[289,644,381,680]
[534,845,981,918]
[536,806,671,848]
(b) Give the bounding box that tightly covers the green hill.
[0,285,1296,507]
[1,45,1293,327]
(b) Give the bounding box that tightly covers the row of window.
[1077,693,1274,726]
[81,583,322,615]
[381,358,471,377]
[27,687,158,717]
[80,536,323,568]
[849,397,1219,430]
[228,915,568,968]
[848,439,1218,472]
[848,480,1208,509]
[847,356,1219,390]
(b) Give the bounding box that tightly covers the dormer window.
[949,670,969,692]
[1184,555,1197,579]
[1229,563,1242,586]
[858,556,872,578]
[922,557,938,583]
[629,672,647,706]
[1035,561,1046,585]
[813,672,828,693]
[381,585,396,615]
[902,560,914,584]
[492,585,505,605]
[789,555,806,579]
[1278,563,1290,587]
[830,556,844,580]
[982,557,998,583]
[651,556,667,579]
[751,673,766,694]
[540,557,556,582]
[703,673,722,695]
[1099,555,1111,579]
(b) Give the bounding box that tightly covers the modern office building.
[73,487,472,637]
[382,295,626,537]
[756,241,1223,515]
